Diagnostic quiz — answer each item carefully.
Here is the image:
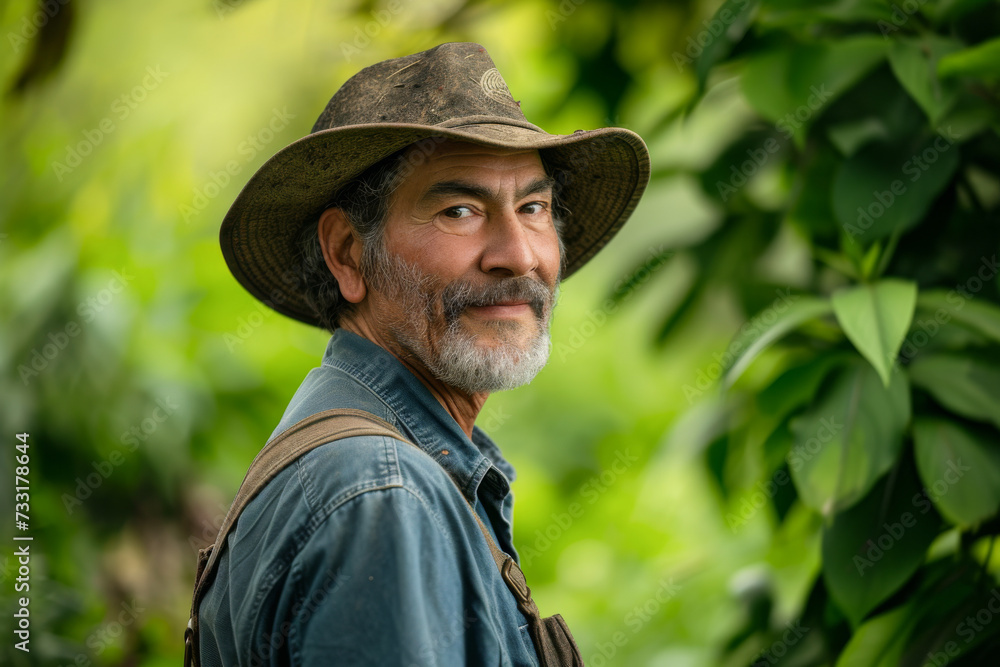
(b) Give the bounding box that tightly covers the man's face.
[360,139,563,395]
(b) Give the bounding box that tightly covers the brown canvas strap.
[183,408,583,666]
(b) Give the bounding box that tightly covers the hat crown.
[312,43,526,132]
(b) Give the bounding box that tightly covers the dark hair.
[295,142,568,333]
[295,147,409,331]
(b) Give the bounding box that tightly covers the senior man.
[185,42,649,666]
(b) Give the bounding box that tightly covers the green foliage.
[831,279,916,386]
[832,133,961,240]
[789,361,910,517]
[4,0,1000,665]
[909,354,1000,428]
[913,419,1000,527]
[628,0,1000,662]
[821,461,940,628]
[723,296,833,385]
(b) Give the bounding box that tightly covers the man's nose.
[480,207,537,277]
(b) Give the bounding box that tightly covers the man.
[188,42,649,666]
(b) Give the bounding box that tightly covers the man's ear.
[317,208,366,304]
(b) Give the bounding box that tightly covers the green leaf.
[654,279,702,345]
[834,603,915,666]
[938,36,1000,79]
[860,241,881,280]
[790,36,886,110]
[915,289,1000,344]
[913,419,1000,526]
[888,37,963,124]
[929,0,997,23]
[815,246,860,280]
[835,554,998,662]
[822,464,940,627]
[722,296,833,387]
[694,0,758,93]
[758,0,897,27]
[826,117,891,156]
[742,49,795,125]
[909,354,1000,429]
[762,421,795,475]
[832,279,917,386]
[833,565,993,664]
[936,91,999,140]
[758,352,851,418]
[832,135,961,242]
[903,576,1000,661]
[789,361,911,516]
[824,67,930,156]
[742,37,886,145]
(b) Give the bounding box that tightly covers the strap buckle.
[183,616,196,667]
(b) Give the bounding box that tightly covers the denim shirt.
[197,329,541,666]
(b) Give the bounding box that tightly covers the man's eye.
[442,206,474,219]
[521,202,548,215]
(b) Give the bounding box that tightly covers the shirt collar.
[320,329,515,502]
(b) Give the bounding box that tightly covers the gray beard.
[365,250,556,394]
[403,313,553,394]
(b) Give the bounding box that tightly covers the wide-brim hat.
[220,42,650,327]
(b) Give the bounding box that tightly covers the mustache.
[440,276,553,324]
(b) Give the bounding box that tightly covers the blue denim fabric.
[197,329,541,666]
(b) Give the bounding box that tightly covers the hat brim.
[220,120,650,327]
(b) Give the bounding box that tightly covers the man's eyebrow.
[419,175,556,205]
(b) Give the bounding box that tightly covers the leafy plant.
[637,0,1000,663]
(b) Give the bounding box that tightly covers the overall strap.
[185,409,417,666]
[183,408,544,666]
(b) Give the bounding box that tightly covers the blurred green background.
[2,0,999,665]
